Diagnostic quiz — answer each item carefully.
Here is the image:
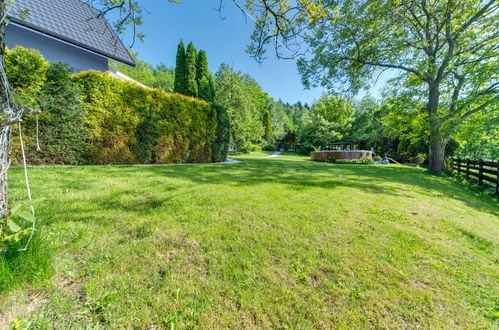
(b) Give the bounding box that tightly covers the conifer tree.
[198,76,211,102]
[173,40,186,94]
[184,42,198,97]
[263,109,273,142]
[196,50,208,86]
[208,76,216,101]
[196,50,215,102]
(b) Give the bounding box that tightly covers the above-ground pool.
[311,150,373,162]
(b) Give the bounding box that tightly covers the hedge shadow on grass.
[132,158,498,216]
[15,157,497,230]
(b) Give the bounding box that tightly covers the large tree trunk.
[428,136,448,174]
[427,82,447,173]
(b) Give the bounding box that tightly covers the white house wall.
[5,23,109,72]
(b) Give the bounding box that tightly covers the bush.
[211,104,230,162]
[239,143,262,153]
[297,143,315,155]
[326,156,336,163]
[75,71,220,164]
[373,155,382,161]
[262,143,277,152]
[6,47,229,165]
[133,110,159,163]
[335,157,372,165]
[410,153,425,166]
[12,62,92,165]
[5,46,48,108]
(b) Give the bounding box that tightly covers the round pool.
[311,150,373,162]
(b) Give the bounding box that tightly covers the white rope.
[1,5,36,252]
[35,115,41,151]
[17,121,36,252]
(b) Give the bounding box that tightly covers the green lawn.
[1,153,498,328]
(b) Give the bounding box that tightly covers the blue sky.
[126,0,390,104]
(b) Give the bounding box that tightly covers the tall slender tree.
[173,40,186,94]
[184,42,198,97]
[196,50,208,86]
[196,50,215,102]
[262,109,273,142]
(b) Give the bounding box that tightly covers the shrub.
[326,156,336,163]
[5,47,48,164]
[335,157,372,165]
[75,71,138,164]
[297,143,314,155]
[11,62,92,165]
[6,48,228,166]
[410,153,425,165]
[133,110,159,164]
[262,143,277,152]
[239,142,262,153]
[211,104,230,162]
[5,46,48,108]
[373,155,382,161]
[75,71,220,164]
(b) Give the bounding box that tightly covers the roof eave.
[8,19,136,67]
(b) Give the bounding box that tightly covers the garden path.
[266,152,282,158]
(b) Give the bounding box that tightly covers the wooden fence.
[452,158,499,195]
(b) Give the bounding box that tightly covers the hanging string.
[35,115,41,151]
[1,6,36,252]
[17,121,36,252]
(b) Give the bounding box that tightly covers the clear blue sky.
[126,0,390,104]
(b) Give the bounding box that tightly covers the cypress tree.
[196,50,208,85]
[198,76,211,102]
[184,42,198,97]
[196,50,215,102]
[263,109,273,142]
[208,76,216,101]
[173,40,186,94]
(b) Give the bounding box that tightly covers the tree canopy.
[232,0,498,172]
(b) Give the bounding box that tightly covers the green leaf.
[23,198,46,208]
[16,210,36,223]
[6,219,21,232]
[9,203,22,215]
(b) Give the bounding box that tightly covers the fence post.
[478,159,484,186]
[496,160,499,196]
[465,159,470,179]
[457,158,461,173]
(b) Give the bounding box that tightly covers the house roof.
[7,0,136,66]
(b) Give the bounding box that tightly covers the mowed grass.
[1,153,498,328]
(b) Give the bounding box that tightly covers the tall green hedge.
[74,71,219,164]
[6,46,230,165]
[27,62,91,165]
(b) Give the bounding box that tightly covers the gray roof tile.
[7,0,135,66]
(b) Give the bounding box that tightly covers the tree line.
[117,41,497,163]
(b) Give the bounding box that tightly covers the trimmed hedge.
[15,62,92,165]
[7,46,229,165]
[74,71,219,164]
[211,104,230,162]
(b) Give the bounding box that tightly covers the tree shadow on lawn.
[19,158,497,226]
[133,158,498,216]
[4,158,495,295]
